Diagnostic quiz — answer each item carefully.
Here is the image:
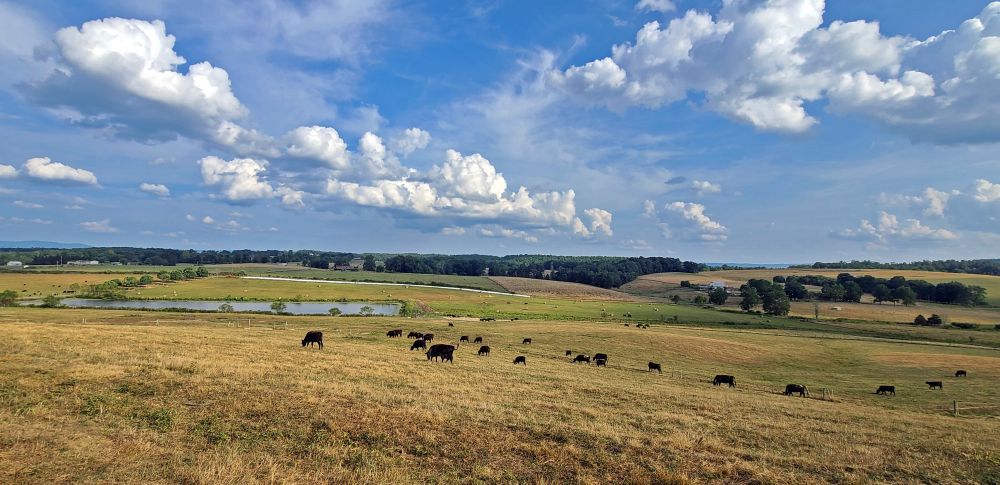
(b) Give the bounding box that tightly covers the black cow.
[713,375,736,387]
[875,385,895,396]
[407,331,423,339]
[386,329,403,337]
[593,353,608,363]
[522,338,532,345]
[423,333,434,342]
[478,346,490,356]
[783,384,809,397]
[513,355,527,365]
[474,336,483,343]
[448,322,454,327]
[565,350,573,356]
[927,381,943,390]
[573,354,591,364]
[426,344,456,362]
[955,370,967,377]
[595,358,607,367]
[410,339,426,351]
[648,362,662,373]
[301,331,323,349]
[460,336,470,343]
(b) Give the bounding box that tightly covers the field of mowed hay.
[636,269,1000,307]
[0,273,139,299]
[1,307,998,483]
[490,276,642,301]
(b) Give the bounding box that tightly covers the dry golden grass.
[2,307,998,483]
[0,273,131,299]
[490,276,643,301]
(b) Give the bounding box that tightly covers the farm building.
[348,258,365,270]
[5,261,23,268]
[67,260,100,266]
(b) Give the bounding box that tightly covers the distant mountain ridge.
[0,241,91,249]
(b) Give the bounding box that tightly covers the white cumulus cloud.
[0,164,16,179]
[199,156,275,202]
[139,182,170,198]
[391,127,431,156]
[974,179,1000,202]
[636,0,676,14]
[663,201,728,241]
[80,219,118,233]
[692,180,721,196]
[21,157,98,185]
[285,125,350,169]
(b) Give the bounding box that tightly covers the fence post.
[953,400,959,417]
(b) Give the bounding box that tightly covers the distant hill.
[0,241,91,249]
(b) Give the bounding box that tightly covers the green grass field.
[1,307,997,482]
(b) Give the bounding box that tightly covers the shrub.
[1,289,19,307]
[913,314,927,326]
[328,307,342,317]
[927,314,944,326]
[951,322,977,330]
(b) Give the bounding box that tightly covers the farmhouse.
[348,258,365,270]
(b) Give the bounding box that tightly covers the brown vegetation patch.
[490,276,642,301]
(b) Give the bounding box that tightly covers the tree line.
[770,273,987,306]
[795,259,1000,276]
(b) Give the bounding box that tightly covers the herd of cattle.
[300,329,971,397]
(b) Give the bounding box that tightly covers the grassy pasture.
[0,273,133,299]
[0,307,997,483]
[490,276,641,301]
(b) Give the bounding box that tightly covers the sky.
[0,0,998,263]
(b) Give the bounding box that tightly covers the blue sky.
[0,0,998,263]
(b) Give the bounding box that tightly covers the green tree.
[762,288,791,316]
[913,314,927,325]
[0,290,18,307]
[693,295,707,304]
[820,283,846,302]
[892,286,917,306]
[359,305,375,316]
[182,267,197,279]
[708,287,728,305]
[139,274,154,285]
[739,286,761,312]
[669,294,681,304]
[40,295,61,308]
[218,303,235,313]
[784,279,809,300]
[196,266,209,277]
[872,284,893,304]
[927,314,943,326]
[157,271,171,281]
[328,307,342,317]
[843,281,863,302]
[362,255,377,272]
[679,280,691,288]
[270,301,287,314]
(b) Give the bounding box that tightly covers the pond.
[30,298,400,316]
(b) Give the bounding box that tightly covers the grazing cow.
[595,358,607,367]
[522,338,532,345]
[623,323,629,327]
[474,336,483,343]
[593,353,608,363]
[783,384,809,397]
[460,336,470,343]
[955,370,967,377]
[875,385,895,396]
[573,354,591,364]
[648,362,662,374]
[301,331,323,349]
[386,329,403,337]
[448,322,454,327]
[513,355,527,365]
[410,339,426,351]
[565,350,573,356]
[478,346,490,356]
[407,331,422,339]
[426,344,456,362]
[424,333,435,342]
[713,375,736,387]
[927,381,943,390]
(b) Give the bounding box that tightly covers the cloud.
[13,200,43,209]
[21,157,98,185]
[441,226,466,236]
[662,201,728,241]
[80,219,119,233]
[0,164,16,179]
[974,179,1000,202]
[285,125,350,169]
[478,226,539,243]
[199,156,275,202]
[185,214,196,221]
[583,208,613,236]
[635,0,676,14]
[202,216,215,224]
[836,211,958,242]
[391,127,431,156]
[430,149,507,202]
[551,1,1000,143]
[691,180,721,196]
[139,182,170,198]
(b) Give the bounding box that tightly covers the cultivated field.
[634,269,1000,307]
[1,307,997,483]
[490,276,641,301]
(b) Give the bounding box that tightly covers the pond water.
[32,298,399,316]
